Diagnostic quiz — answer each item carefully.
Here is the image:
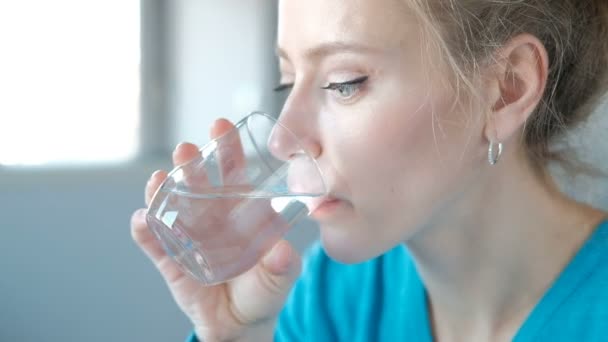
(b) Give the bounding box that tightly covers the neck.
[405,151,606,341]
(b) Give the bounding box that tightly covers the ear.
[483,34,549,144]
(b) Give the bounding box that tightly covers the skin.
[131,0,607,340]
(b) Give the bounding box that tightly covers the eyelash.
[322,76,368,100]
[273,83,293,92]
[273,75,369,101]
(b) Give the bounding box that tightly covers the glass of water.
[146,111,327,285]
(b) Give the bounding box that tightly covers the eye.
[322,76,368,100]
[273,83,293,106]
[273,83,294,92]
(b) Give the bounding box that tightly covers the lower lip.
[309,199,344,220]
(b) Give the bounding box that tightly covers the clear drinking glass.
[146,111,327,285]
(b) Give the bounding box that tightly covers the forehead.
[277,0,419,56]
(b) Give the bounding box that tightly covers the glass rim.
[208,111,327,196]
[150,111,329,203]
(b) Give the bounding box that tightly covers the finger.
[195,202,287,274]
[211,119,247,186]
[260,240,300,276]
[172,142,201,167]
[210,118,236,139]
[173,142,210,192]
[131,208,169,263]
[130,208,189,283]
[145,170,168,207]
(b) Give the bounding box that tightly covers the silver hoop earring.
[488,141,503,165]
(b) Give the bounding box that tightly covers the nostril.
[287,150,306,161]
[306,141,322,160]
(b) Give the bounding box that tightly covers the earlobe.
[484,34,549,144]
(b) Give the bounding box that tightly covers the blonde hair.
[407,0,608,171]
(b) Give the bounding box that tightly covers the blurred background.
[0,1,606,341]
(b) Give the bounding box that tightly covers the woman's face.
[274,0,487,263]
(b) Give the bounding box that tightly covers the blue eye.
[322,76,368,99]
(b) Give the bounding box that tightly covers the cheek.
[314,87,484,261]
[363,105,439,212]
[315,97,446,261]
[326,92,478,224]
[330,96,438,195]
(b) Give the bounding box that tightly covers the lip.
[305,195,337,211]
[306,195,346,220]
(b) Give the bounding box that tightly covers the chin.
[317,217,412,264]
[318,226,385,264]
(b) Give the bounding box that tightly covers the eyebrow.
[275,41,379,61]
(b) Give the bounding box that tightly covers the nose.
[267,105,322,162]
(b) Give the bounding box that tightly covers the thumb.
[261,240,300,276]
[229,240,302,325]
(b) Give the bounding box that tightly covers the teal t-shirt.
[275,219,608,341]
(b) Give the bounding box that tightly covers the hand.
[131,119,302,341]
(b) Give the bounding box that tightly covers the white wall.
[0,162,192,341]
[169,0,281,147]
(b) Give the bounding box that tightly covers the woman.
[131,0,608,341]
